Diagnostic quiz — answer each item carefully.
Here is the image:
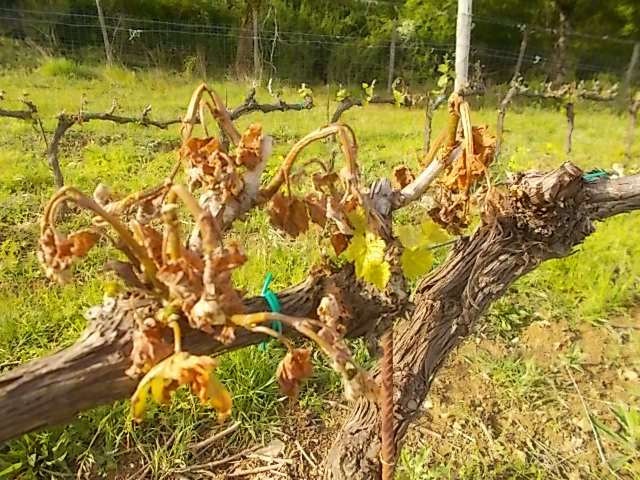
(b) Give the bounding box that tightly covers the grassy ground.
[0,55,639,479]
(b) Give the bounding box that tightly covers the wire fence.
[0,6,637,86]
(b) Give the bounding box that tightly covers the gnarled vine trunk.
[323,164,640,478]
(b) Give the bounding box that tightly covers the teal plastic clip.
[258,272,282,351]
[582,168,609,183]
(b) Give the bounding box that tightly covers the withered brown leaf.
[393,165,415,189]
[330,231,349,256]
[235,124,262,170]
[268,192,310,237]
[126,321,173,378]
[304,193,327,227]
[312,171,339,192]
[38,227,100,283]
[276,348,313,398]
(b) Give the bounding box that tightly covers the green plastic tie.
[258,272,282,351]
[582,169,609,183]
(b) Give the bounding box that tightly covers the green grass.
[0,56,639,478]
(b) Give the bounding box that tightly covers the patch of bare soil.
[401,308,640,479]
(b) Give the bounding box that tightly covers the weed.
[593,403,640,476]
[38,57,96,79]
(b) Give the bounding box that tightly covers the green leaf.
[396,223,424,250]
[401,247,434,280]
[437,74,449,89]
[336,87,348,102]
[361,79,376,104]
[393,88,404,107]
[437,63,449,74]
[396,220,448,251]
[343,233,367,272]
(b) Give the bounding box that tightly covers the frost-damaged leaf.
[180,137,223,160]
[276,348,313,398]
[304,193,327,227]
[393,165,415,189]
[190,242,247,338]
[157,258,203,314]
[330,232,349,256]
[441,125,495,192]
[234,124,262,170]
[312,171,339,192]
[131,221,163,267]
[38,227,100,283]
[126,319,172,378]
[317,291,348,343]
[313,295,377,402]
[131,352,232,423]
[268,192,309,237]
[432,123,496,232]
[180,136,244,199]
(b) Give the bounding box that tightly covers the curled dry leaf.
[131,221,163,268]
[157,258,203,313]
[317,290,348,342]
[330,231,349,256]
[276,348,313,398]
[131,351,232,423]
[440,125,495,192]
[38,227,100,283]
[393,165,415,189]
[268,192,309,237]
[126,317,172,378]
[93,183,114,206]
[190,242,247,337]
[304,193,327,227]
[431,125,496,232]
[313,294,377,402]
[235,124,262,170]
[312,171,339,193]
[181,136,244,199]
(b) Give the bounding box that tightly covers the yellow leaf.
[345,207,367,233]
[361,258,391,290]
[396,224,424,250]
[401,247,434,280]
[131,352,232,423]
[396,221,447,251]
[343,231,390,290]
[420,220,448,243]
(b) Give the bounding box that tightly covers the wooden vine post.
[95,0,114,67]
